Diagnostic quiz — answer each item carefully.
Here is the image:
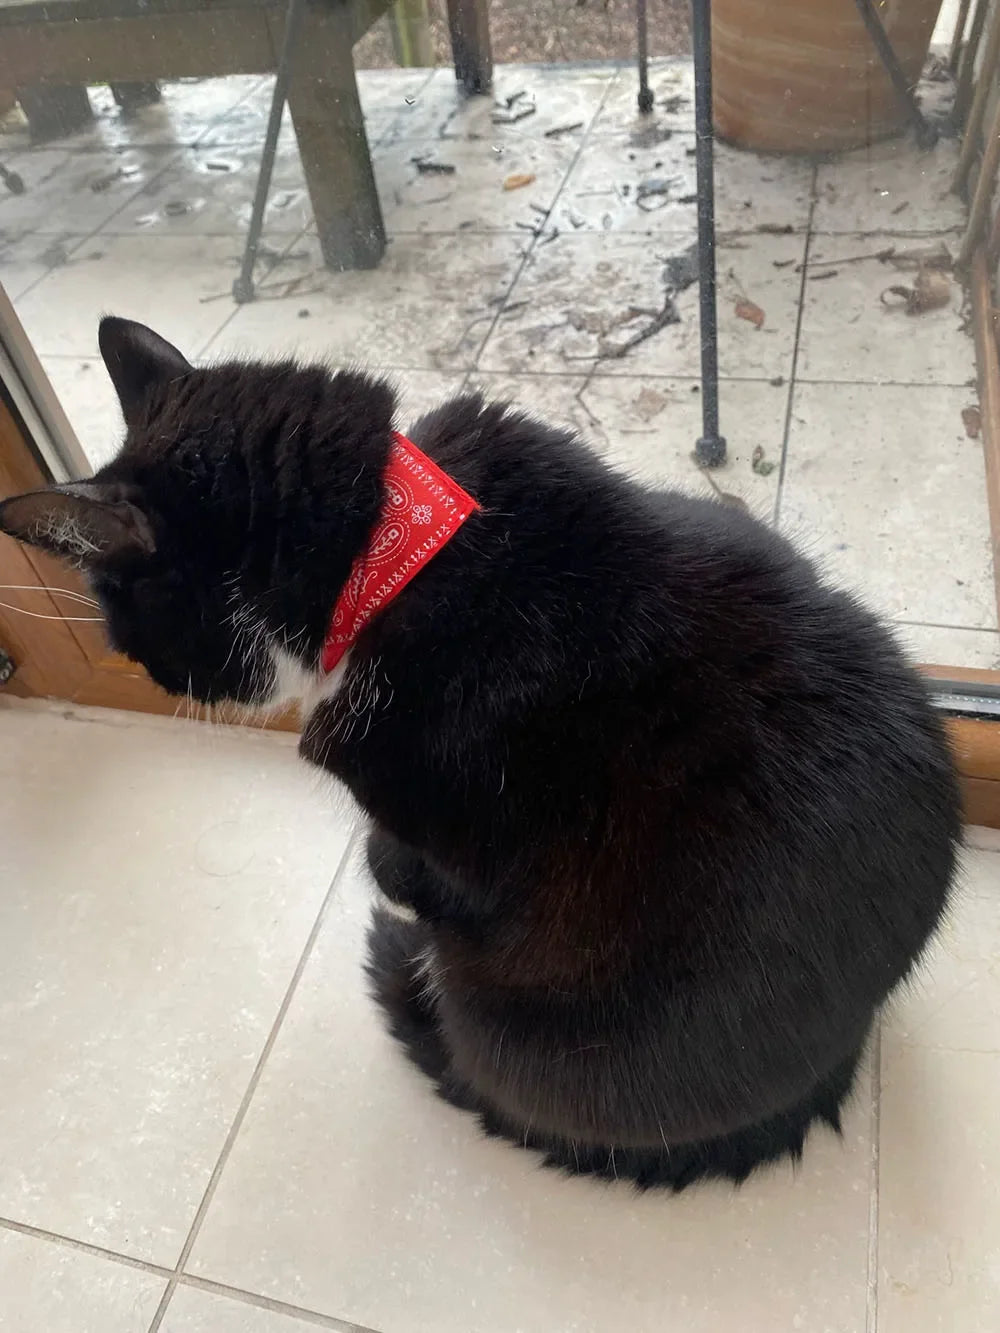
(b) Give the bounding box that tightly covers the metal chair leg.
[691,0,726,467]
[853,0,937,148]
[233,0,309,303]
[637,0,654,113]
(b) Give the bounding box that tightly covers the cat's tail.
[365,910,451,1083]
[517,1045,864,1192]
[366,908,865,1192]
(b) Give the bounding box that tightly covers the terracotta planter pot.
[712,0,945,153]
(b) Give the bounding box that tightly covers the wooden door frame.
[0,389,187,714]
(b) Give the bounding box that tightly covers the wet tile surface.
[779,382,994,627]
[478,231,807,380]
[797,232,973,387]
[2,60,987,667]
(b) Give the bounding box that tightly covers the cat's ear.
[99,316,192,428]
[0,484,156,564]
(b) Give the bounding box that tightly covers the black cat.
[0,317,960,1190]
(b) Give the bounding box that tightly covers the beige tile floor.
[1,692,999,1333]
[0,56,995,670]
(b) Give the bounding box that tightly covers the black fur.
[0,318,960,1191]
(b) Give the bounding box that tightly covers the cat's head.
[0,317,395,704]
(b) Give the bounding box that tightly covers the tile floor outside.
[0,54,995,670]
[2,696,1000,1333]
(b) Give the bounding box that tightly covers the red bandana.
[321,432,479,674]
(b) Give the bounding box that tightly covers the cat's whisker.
[0,601,104,622]
[0,583,100,607]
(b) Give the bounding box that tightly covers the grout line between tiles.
[0,1213,379,1332]
[894,617,1000,634]
[461,66,617,370]
[173,1271,381,1332]
[772,169,818,529]
[0,1214,175,1280]
[145,830,361,1333]
[790,376,978,389]
[866,1022,883,1333]
[808,227,965,239]
[31,348,973,395]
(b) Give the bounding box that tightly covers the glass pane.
[0,0,995,672]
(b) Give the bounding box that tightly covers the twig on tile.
[695,463,749,511]
[596,296,681,359]
[798,246,896,272]
[572,366,609,448]
[198,271,322,304]
[411,156,456,175]
[492,106,537,125]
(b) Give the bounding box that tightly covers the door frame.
[0,282,91,483]
[0,386,189,714]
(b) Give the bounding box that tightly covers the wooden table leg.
[447,0,493,95]
[275,7,386,271]
[110,83,163,112]
[16,86,94,143]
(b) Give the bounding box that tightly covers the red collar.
[321,432,479,674]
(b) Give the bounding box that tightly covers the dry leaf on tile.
[633,386,670,421]
[751,445,776,476]
[881,264,951,316]
[735,297,765,329]
[962,405,982,439]
[503,172,536,191]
